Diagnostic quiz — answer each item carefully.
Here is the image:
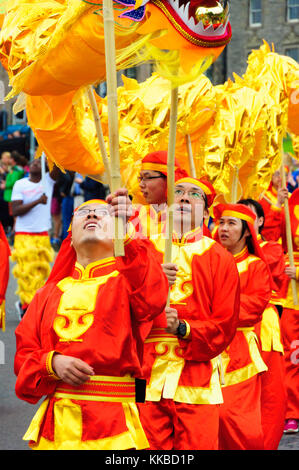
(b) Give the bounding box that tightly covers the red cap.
[213,203,265,260]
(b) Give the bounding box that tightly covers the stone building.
[211,0,299,84]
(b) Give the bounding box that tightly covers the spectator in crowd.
[0,151,11,173]
[3,151,25,203]
[50,181,62,250]
[72,173,84,209]
[3,151,26,242]
[80,176,108,202]
[58,170,75,240]
[0,151,13,231]
[11,158,59,319]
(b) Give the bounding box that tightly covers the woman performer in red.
[238,198,287,449]
[214,203,272,450]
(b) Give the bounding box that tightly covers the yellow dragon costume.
[0,0,232,176]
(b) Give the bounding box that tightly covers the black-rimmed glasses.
[137,175,164,183]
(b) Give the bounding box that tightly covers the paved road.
[0,261,298,450]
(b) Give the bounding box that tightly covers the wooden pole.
[185,134,196,178]
[86,85,112,188]
[165,86,179,306]
[281,161,298,305]
[102,0,124,256]
[231,166,239,203]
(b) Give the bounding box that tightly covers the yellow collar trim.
[172,226,203,244]
[233,246,248,260]
[75,257,115,278]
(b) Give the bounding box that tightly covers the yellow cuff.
[296,267,299,281]
[0,299,5,332]
[182,320,191,339]
[46,351,61,381]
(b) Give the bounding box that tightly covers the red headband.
[175,177,216,207]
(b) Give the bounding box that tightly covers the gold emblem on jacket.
[54,273,119,342]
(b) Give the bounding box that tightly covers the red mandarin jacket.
[254,235,285,353]
[221,246,271,386]
[14,235,168,446]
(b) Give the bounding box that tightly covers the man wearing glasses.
[132,150,188,238]
[137,176,240,450]
[14,191,169,450]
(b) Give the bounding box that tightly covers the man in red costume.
[14,191,169,450]
[137,176,240,450]
[133,150,216,240]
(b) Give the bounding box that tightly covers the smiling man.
[137,176,240,450]
[14,190,169,450]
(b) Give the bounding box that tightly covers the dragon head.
[118,0,231,47]
[0,0,232,97]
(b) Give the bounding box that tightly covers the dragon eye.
[194,1,229,28]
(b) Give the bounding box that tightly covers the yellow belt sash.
[145,328,223,404]
[23,375,148,450]
[221,327,267,387]
[54,375,138,403]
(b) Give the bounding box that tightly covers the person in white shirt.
[11,158,59,318]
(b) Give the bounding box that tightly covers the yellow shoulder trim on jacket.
[236,254,261,275]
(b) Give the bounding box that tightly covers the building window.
[249,0,262,26]
[124,67,137,80]
[287,0,299,21]
[97,82,107,98]
[12,109,27,125]
[285,47,299,62]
